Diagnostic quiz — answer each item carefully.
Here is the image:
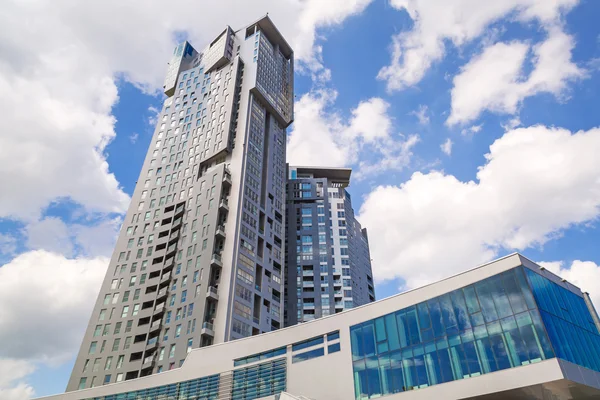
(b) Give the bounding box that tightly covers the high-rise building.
[41,254,600,400]
[284,166,374,326]
[66,15,293,391]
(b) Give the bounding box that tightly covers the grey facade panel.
[67,15,292,391]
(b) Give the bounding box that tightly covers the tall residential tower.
[67,16,293,391]
[284,166,375,326]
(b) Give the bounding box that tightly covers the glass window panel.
[440,294,458,335]
[490,276,513,319]
[396,311,409,348]
[385,314,401,352]
[437,348,455,383]
[463,286,481,314]
[406,308,421,345]
[378,353,392,395]
[366,356,382,397]
[417,302,431,330]
[389,351,404,393]
[375,317,387,342]
[427,300,445,338]
[475,281,499,323]
[502,271,528,314]
[362,323,377,358]
[351,325,364,361]
[451,290,471,331]
[515,267,537,309]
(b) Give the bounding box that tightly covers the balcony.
[149,319,161,334]
[211,253,223,268]
[153,302,166,317]
[219,198,229,212]
[206,286,219,301]
[145,336,159,351]
[142,355,155,370]
[201,322,214,337]
[156,286,168,301]
[215,224,226,239]
[222,171,232,187]
[253,316,260,325]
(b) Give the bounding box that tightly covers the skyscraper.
[284,166,375,326]
[67,15,293,391]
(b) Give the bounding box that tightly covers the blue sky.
[0,0,599,398]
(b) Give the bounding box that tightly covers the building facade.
[41,254,600,400]
[66,16,293,391]
[284,166,374,326]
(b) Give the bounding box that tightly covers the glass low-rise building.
[37,253,600,400]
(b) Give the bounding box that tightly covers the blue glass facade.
[350,267,557,399]
[83,374,220,400]
[525,268,600,372]
[232,358,286,400]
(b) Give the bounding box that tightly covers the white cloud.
[287,90,419,178]
[0,0,370,222]
[440,138,453,155]
[23,216,121,259]
[0,359,35,400]
[378,0,578,92]
[129,132,139,144]
[0,251,108,363]
[24,217,75,257]
[448,28,585,125]
[539,260,600,309]
[461,124,483,136]
[410,105,430,125]
[358,124,600,290]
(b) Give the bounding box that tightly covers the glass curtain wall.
[525,268,600,372]
[350,267,555,399]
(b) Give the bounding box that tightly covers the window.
[187,339,193,353]
[82,359,90,373]
[328,343,341,354]
[116,373,124,382]
[88,341,97,354]
[116,355,124,369]
[104,356,113,370]
[93,325,102,337]
[112,338,121,352]
[124,336,132,350]
[132,304,140,316]
[102,324,111,336]
[78,378,87,390]
[292,336,324,352]
[103,375,111,385]
[292,347,325,363]
[169,344,176,358]
[103,294,110,305]
[175,324,182,338]
[121,306,129,318]
[92,358,101,372]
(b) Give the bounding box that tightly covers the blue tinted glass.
[328,343,341,354]
[327,331,340,341]
[292,347,324,363]
[349,266,565,399]
[525,267,600,373]
[292,335,324,352]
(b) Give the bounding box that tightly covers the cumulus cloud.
[287,90,419,178]
[539,260,600,309]
[378,0,578,92]
[0,359,35,400]
[0,251,109,363]
[0,0,371,222]
[358,124,600,290]
[440,138,453,155]
[447,28,584,125]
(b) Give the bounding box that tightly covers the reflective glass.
[525,268,600,373]
[350,267,556,399]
